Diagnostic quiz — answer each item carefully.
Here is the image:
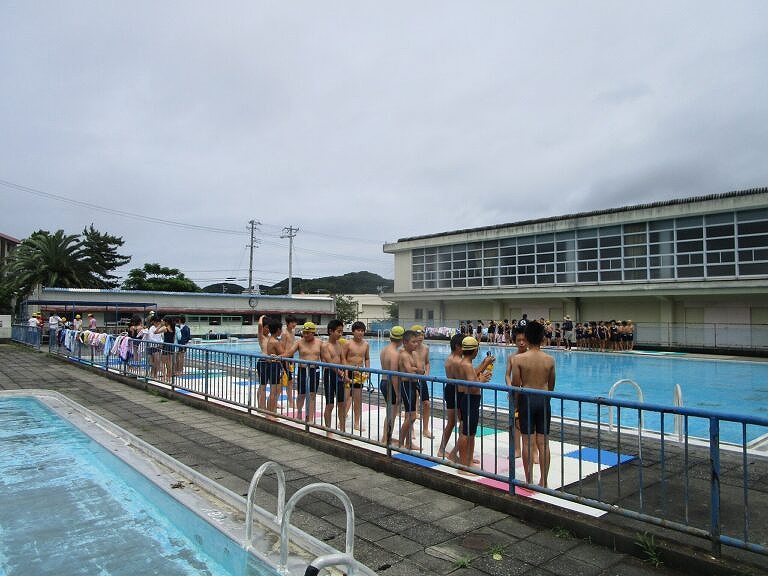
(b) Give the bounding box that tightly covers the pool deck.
[0,344,764,576]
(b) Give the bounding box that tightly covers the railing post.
[709,416,721,557]
[204,349,210,399]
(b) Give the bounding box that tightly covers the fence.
[11,323,768,558]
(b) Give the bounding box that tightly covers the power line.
[1,177,392,262]
[0,178,246,235]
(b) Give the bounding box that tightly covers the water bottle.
[485,351,495,376]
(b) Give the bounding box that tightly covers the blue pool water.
[208,340,768,444]
[0,397,277,576]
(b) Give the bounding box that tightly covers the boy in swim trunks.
[410,324,433,439]
[380,326,404,444]
[454,336,492,472]
[344,321,370,432]
[439,334,464,458]
[505,329,538,462]
[281,315,298,409]
[397,330,422,450]
[321,319,348,436]
[283,321,322,422]
[264,318,285,418]
[512,321,556,487]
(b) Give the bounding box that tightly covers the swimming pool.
[0,396,278,576]
[206,339,768,444]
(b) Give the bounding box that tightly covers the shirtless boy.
[344,321,370,432]
[505,328,538,462]
[264,318,285,417]
[281,315,298,408]
[438,334,464,458]
[379,326,404,444]
[283,321,322,422]
[410,325,433,439]
[321,319,348,435]
[454,337,492,471]
[397,330,422,450]
[512,321,556,487]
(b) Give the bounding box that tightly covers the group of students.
[27,311,98,335]
[458,315,635,353]
[254,315,377,436]
[379,321,556,487]
[125,312,192,380]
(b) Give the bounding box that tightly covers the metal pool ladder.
[607,379,645,458]
[245,461,365,576]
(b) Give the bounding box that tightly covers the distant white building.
[345,294,394,324]
[22,287,335,337]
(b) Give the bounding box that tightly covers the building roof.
[0,232,21,244]
[394,187,768,243]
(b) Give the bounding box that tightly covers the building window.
[408,206,768,291]
[427,309,434,320]
[414,308,423,320]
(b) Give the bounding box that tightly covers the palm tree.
[4,230,88,298]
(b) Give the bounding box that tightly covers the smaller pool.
[0,396,278,576]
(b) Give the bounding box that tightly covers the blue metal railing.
[12,325,768,558]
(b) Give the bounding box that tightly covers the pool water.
[0,397,277,576]
[209,339,768,444]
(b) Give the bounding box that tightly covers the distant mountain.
[259,271,393,295]
[202,282,245,294]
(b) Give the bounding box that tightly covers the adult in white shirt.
[47,313,61,348]
[147,317,164,377]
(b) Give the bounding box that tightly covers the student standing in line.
[410,324,433,439]
[283,321,323,422]
[344,321,370,433]
[321,319,348,436]
[512,321,556,487]
[397,330,422,450]
[453,336,492,472]
[379,326,404,445]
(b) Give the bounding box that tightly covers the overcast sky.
[2,1,767,288]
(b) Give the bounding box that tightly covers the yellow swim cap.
[462,336,479,351]
[390,326,404,339]
[339,337,347,345]
[302,321,317,332]
[410,324,425,333]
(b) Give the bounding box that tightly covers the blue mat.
[564,447,635,466]
[392,453,439,468]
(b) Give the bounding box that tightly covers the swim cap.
[410,324,424,333]
[462,336,479,351]
[390,326,404,339]
[75,315,81,319]
[302,321,317,332]
[339,337,347,345]
[61,317,67,322]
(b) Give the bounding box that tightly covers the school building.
[382,188,768,350]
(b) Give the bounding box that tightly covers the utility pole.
[247,220,261,294]
[281,225,299,296]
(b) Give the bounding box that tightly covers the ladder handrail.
[606,378,645,458]
[245,461,286,547]
[607,379,645,432]
[279,483,355,576]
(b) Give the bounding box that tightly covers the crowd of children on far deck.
[452,316,634,352]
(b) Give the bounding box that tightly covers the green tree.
[122,263,200,292]
[1,228,130,304]
[333,294,358,325]
[386,301,399,322]
[79,224,131,288]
